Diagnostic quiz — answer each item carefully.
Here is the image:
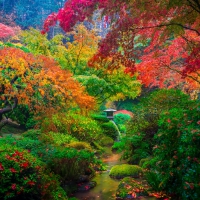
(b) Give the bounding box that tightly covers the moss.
[99,136,114,146]
[66,141,93,152]
[109,164,143,179]
[116,177,149,199]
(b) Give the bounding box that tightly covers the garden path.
[74,152,156,200]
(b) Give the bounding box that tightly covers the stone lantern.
[103,108,117,120]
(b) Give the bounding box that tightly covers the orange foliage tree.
[0,47,95,130]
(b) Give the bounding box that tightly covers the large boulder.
[109,164,143,179]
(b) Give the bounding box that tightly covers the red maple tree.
[0,23,15,38]
[42,0,200,89]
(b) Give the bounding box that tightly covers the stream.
[73,153,157,200]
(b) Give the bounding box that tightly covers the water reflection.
[74,170,120,200]
[73,154,156,200]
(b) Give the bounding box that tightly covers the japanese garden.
[0,0,200,200]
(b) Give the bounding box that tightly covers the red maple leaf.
[10,168,17,173]
[27,181,35,186]
[11,184,16,190]
[0,163,4,171]
[21,162,29,168]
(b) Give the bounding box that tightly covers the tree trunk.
[0,97,19,135]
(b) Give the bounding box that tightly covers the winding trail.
[74,153,123,200]
[73,152,156,200]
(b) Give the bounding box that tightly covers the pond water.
[73,153,156,200]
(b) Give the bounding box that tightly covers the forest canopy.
[42,0,200,91]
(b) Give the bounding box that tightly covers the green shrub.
[40,131,78,146]
[4,42,30,53]
[41,113,102,142]
[91,141,104,153]
[113,113,131,134]
[114,113,131,126]
[144,170,162,192]
[41,113,68,133]
[109,164,143,179]
[112,140,126,152]
[66,141,93,152]
[0,135,98,183]
[40,172,68,200]
[48,148,96,182]
[22,129,41,140]
[139,89,191,114]
[0,144,67,200]
[91,114,109,123]
[101,121,118,140]
[122,89,195,164]
[139,157,151,168]
[122,112,158,164]
[67,113,102,142]
[7,104,36,129]
[99,136,114,146]
[0,135,57,163]
[147,104,200,199]
[117,132,151,164]
[118,124,126,134]
[0,144,42,200]
[117,101,135,112]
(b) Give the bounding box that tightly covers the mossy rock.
[99,136,114,146]
[109,164,143,179]
[116,177,149,199]
[77,181,97,191]
[66,141,93,152]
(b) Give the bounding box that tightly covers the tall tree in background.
[42,0,200,90]
[0,0,66,29]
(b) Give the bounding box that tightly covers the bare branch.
[186,0,200,13]
[0,97,18,116]
[131,23,200,36]
[10,75,18,85]
[0,116,20,130]
[163,64,200,84]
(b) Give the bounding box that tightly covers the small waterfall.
[110,120,121,140]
